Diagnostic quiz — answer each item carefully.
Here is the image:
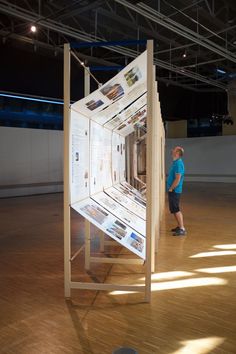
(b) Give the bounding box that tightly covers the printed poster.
[121,181,146,200]
[105,186,146,220]
[114,104,147,136]
[112,132,121,184]
[70,109,90,204]
[115,183,146,206]
[71,51,147,124]
[104,93,146,133]
[92,191,146,236]
[90,121,104,195]
[119,135,126,182]
[72,198,146,259]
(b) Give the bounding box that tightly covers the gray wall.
[166,135,236,183]
[1,129,235,198]
[0,127,63,197]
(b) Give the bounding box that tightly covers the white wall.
[1,129,235,199]
[0,127,63,197]
[166,135,236,183]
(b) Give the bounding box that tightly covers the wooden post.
[84,66,92,270]
[64,43,71,298]
[99,230,105,252]
[145,40,154,302]
[85,220,91,270]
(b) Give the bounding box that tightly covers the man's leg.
[173,213,179,226]
[174,211,185,230]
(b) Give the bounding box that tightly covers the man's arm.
[168,173,181,192]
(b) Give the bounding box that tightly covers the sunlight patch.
[196,265,236,274]
[190,250,236,258]
[170,337,224,354]
[214,244,236,250]
[140,271,194,281]
[151,277,227,291]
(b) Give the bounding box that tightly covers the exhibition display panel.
[64,40,165,301]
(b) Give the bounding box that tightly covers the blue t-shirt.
[167,158,185,193]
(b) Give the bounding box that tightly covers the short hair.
[175,146,184,156]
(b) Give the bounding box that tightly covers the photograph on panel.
[80,204,109,225]
[106,219,127,240]
[100,82,124,101]
[124,66,142,87]
[85,99,104,111]
[128,232,145,253]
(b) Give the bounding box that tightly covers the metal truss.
[114,0,236,64]
[0,1,229,91]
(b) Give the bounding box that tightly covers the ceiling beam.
[96,7,180,48]
[0,29,120,67]
[0,1,227,91]
[54,0,105,21]
[204,0,215,16]
[114,0,236,64]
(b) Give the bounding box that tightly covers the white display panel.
[69,50,149,260]
[90,121,112,195]
[92,191,146,236]
[112,132,121,184]
[71,51,147,125]
[119,136,126,182]
[105,186,146,220]
[72,198,146,259]
[104,93,146,132]
[102,128,113,189]
[90,121,103,194]
[114,184,146,208]
[121,181,146,200]
[70,109,90,204]
[115,183,146,206]
[114,104,147,136]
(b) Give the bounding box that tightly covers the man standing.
[167,146,186,236]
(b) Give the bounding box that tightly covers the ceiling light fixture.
[216,68,226,74]
[30,25,37,33]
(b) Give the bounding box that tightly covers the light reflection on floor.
[170,337,225,354]
[196,265,236,273]
[214,244,236,249]
[140,270,194,281]
[190,250,236,258]
[109,276,227,295]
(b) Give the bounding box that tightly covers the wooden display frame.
[63,40,162,302]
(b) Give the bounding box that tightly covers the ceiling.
[0,0,236,92]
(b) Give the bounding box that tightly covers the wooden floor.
[0,182,236,354]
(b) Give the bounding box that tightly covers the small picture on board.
[75,152,79,161]
[128,109,146,126]
[107,221,127,240]
[134,196,146,207]
[100,197,117,210]
[85,99,104,111]
[101,83,124,101]
[124,66,142,87]
[114,219,127,230]
[81,204,108,224]
[130,232,144,252]
[117,122,126,131]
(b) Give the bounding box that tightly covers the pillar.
[166,120,187,138]
[223,82,236,135]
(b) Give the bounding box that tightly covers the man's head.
[172,146,184,160]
